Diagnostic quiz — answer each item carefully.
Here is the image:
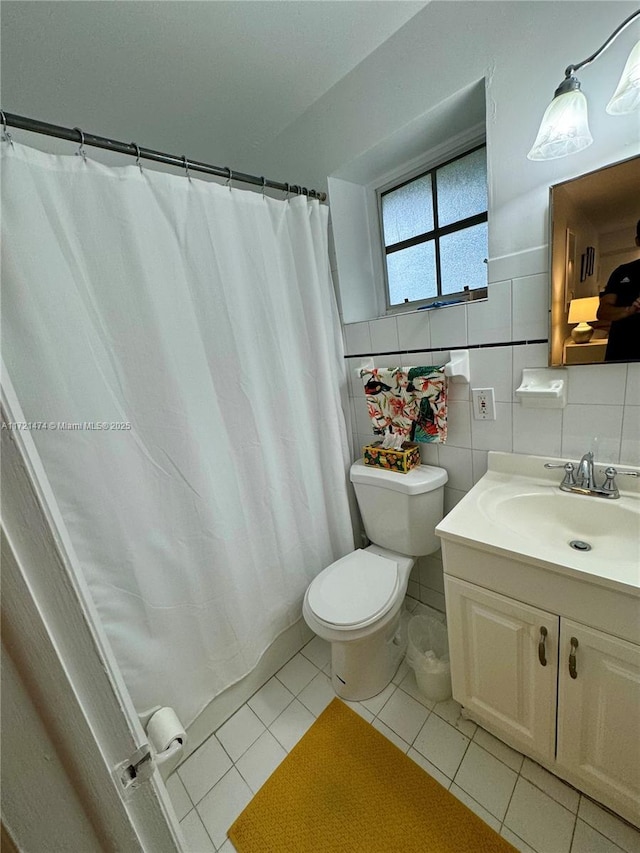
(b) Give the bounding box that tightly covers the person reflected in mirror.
[597,219,640,361]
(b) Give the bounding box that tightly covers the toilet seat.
[307,549,400,629]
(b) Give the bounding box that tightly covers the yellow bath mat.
[228,698,517,853]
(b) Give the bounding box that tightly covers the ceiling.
[1,1,429,170]
[559,156,640,233]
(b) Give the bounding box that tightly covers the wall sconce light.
[528,10,640,160]
[568,296,600,343]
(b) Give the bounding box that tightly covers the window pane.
[386,241,437,305]
[436,148,487,227]
[439,222,488,296]
[381,175,434,246]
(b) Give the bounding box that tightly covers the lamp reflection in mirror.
[568,296,599,343]
[528,10,640,161]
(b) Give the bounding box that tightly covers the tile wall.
[341,270,640,612]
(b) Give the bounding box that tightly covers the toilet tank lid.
[350,459,448,495]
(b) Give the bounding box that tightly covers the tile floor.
[167,606,640,853]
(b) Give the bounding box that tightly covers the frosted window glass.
[386,242,437,305]
[382,176,434,246]
[440,223,488,295]
[437,149,487,227]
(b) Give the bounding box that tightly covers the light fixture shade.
[606,40,640,114]
[527,90,593,160]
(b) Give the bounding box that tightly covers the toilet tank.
[350,460,448,556]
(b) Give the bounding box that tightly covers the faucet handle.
[601,466,638,496]
[544,461,576,487]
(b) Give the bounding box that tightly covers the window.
[378,145,488,309]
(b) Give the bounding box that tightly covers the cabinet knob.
[538,626,548,666]
[569,636,579,679]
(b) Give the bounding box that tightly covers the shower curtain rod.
[1,111,328,202]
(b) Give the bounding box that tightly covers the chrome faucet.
[545,453,639,499]
[575,451,597,490]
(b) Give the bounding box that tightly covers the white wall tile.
[352,396,375,436]
[370,316,399,352]
[471,402,513,452]
[410,350,446,368]
[472,449,489,484]
[430,303,468,349]
[512,274,549,341]
[625,363,640,406]
[418,554,444,593]
[621,406,640,466]
[347,357,369,398]
[437,445,473,491]
[443,487,466,515]
[397,311,431,351]
[467,281,512,345]
[470,346,513,402]
[488,246,547,284]
[512,406,563,457]
[418,442,440,466]
[445,400,471,448]
[567,363,627,405]
[343,321,372,355]
[418,586,446,612]
[561,404,624,463]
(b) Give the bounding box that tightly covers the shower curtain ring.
[225,167,232,189]
[73,127,87,160]
[182,154,191,182]
[131,142,143,172]
[261,176,267,198]
[0,111,13,146]
[284,182,290,202]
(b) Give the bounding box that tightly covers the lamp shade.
[527,89,593,160]
[606,40,640,114]
[568,296,599,324]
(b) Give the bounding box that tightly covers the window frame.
[376,142,488,314]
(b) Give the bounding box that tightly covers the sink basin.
[479,489,640,564]
[436,452,640,593]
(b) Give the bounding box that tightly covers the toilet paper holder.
[138,705,187,776]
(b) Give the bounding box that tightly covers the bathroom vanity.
[436,452,640,829]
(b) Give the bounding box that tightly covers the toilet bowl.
[303,460,447,701]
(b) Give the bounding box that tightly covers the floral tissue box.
[362,441,421,474]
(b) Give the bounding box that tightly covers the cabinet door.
[445,576,558,762]
[557,620,640,824]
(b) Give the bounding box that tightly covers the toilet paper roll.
[146,707,187,754]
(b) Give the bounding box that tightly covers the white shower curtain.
[1,142,354,726]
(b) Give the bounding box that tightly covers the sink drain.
[569,540,592,552]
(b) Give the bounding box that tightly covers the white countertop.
[436,452,640,596]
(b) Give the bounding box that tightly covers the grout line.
[344,339,548,359]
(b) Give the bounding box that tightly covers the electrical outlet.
[472,388,496,420]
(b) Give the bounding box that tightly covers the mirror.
[549,155,640,366]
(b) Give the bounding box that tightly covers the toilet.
[303,459,448,701]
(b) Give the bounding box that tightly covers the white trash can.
[406,614,452,703]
